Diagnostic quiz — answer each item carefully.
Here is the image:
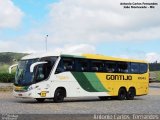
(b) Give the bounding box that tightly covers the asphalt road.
[0,83,160,114]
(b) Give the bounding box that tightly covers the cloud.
[115,52,160,63]
[0,0,24,29]
[0,38,96,55]
[0,40,42,53]
[53,44,96,54]
[1,0,159,60]
[0,41,18,52]
[145,52,160,63]
[5,0,159,51]
[46,0,160,44]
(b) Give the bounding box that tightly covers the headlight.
[28,85,39,91]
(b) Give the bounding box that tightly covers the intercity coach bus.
[13,53,149,102]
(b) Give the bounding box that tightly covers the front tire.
[54,89,65,103]
[118,88,127,100]
[36,98,45,103]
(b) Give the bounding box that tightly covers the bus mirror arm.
[30,61,48,73]
[9,64,18,74]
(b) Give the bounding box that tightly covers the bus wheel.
[118,88,126,100]
[126,88,135,100]
[54,89,65,103]
[36,98,45,103]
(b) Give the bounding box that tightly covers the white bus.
[13,53,149,102]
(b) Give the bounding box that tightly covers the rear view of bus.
[13,53,149,103]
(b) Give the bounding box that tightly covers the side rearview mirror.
[30,61,48,73]
[9,64,18,74]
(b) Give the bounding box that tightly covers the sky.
[0,0,160,62]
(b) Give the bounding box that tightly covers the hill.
[0,52,28,73]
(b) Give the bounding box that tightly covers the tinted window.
[131,63,139,74]
[15,59,38,86]
[76,59,89,72]
[140,63,148,73]
[117,62,130,73]
[55,58,74,74]
[35,64,47,82]
[38,56,57,79]
[40,56,58,67]
[63,58,74,71]
[105,62,117,73]
[91,60,104,72]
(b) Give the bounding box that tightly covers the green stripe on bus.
[83,73,109,92]
[71,72,109,92]
[71,72,97,92]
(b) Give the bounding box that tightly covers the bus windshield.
[15,59,38,86]
[14,56,58,86]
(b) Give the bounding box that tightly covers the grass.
[155,71,160,81]
[0,73,15,83]
[0,64,9,73]
[0,64,17,73]
[150,71,160,81]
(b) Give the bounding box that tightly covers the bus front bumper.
[13,91,34,98]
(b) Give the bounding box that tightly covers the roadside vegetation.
[149,63,160,81]
[0,52,27,83]
[153,71,160,81]
[0,73,15,83]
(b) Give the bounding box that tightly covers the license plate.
[40,91,46,97]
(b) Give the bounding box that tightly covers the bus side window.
[91,60,104,72]
[140,63,148,74]
[56,58,74,74]
[131,63,139,74]
[39,56,57,78]
[76,59,89,72]
[63,58,75,71]
[35,64,46,82]
[117,62,130,73]
[105,62,116,73]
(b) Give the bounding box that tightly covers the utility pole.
[45,35,48,52]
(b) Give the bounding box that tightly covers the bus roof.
[61,53,147,63]
[22,52,147,63]
[22,52,60,60]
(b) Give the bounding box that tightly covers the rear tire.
[126,88,135,100]
[36,98,45,103]
[118,88,126,100]
[54,89,65,103]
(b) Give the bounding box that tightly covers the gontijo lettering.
[106,75,132,80]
